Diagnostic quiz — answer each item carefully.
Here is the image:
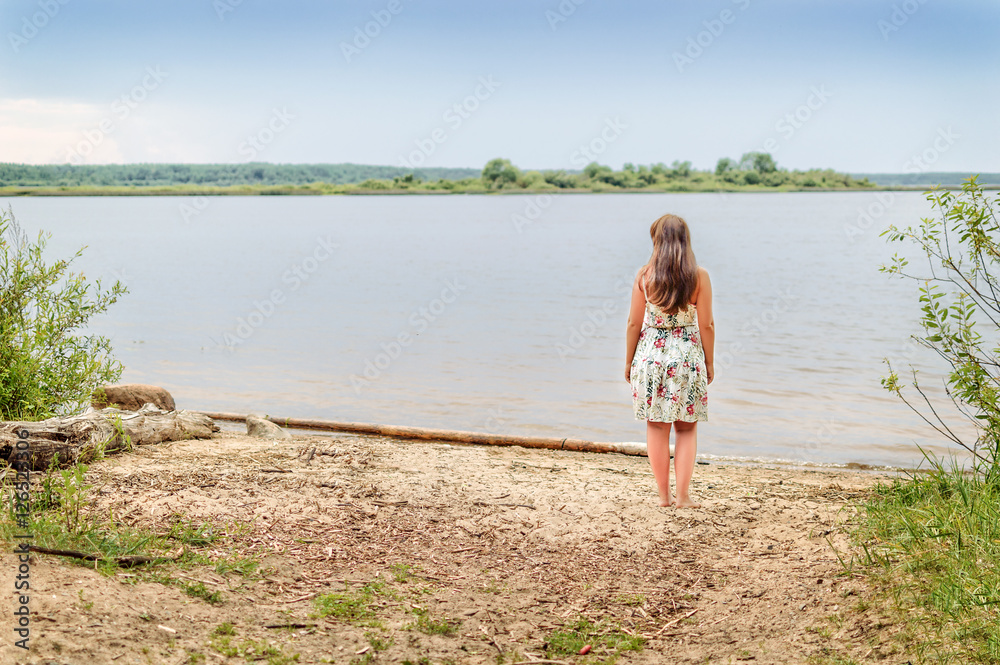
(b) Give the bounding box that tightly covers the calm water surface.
[1,192,964,468]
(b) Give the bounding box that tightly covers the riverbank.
[1,429,909,664]
[0,183,949,197]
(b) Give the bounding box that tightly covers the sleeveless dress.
[630,300,709,422]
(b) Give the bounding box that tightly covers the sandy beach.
[1,430,905,665]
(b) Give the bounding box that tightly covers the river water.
[1,191,965,468]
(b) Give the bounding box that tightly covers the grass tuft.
[543,618,644,663]
[851,459,1000,662]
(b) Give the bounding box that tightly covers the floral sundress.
[630,301,708,422]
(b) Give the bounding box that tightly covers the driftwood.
[27,545,181,568]
[202,411,649,457]
[0,404,219,470]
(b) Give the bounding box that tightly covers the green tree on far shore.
[739,151,778,174]
[715,158,736,176]
[481,158,520,189]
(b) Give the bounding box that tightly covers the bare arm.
[695,267,715,384]
[624,269,647,382]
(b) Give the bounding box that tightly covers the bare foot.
[659,495,675,508]
[675,497,701,509]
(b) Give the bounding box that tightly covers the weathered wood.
[0,404,218,470]
[201,411,648,457]
[28,545,181,568]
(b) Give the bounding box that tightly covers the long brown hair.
[641,214,698,314]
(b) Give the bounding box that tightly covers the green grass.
[407,606,459,636]
[312,580,396,622]
[612,593,646,607]
[212,623,236,636]
[181,580,224,605]
[850,460,1000,663]
[543,618,645,663]
[391,563,414,582]
[1,504,169,575]
[365,631,393,651]
[209,635,298,664]
[312,591,374,621]
[1,467,261,621]
[166,519,219,546]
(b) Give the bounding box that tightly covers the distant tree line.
[0,163,481,188]
[0,154,883,193]
[469,153,873,191]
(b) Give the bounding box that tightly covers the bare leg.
[646,421,674,507]
[673,421,700,508]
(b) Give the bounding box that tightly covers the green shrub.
[882,177,1000,475]
[0,207,127,420]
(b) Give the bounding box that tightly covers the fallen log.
[0,404,219,470]
[200,411,648,457]
[27,545,180,568]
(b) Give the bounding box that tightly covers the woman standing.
[625,214,715,508]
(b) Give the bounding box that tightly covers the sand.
[0,430,904,664]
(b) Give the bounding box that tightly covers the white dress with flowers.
[630,301,708,422]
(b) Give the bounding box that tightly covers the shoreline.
[206,420,922,474]
[1,184,989,197]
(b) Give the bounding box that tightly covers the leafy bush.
[882,177,1000,474]
[542,169,577,189]
[715,157,736,175]
[0,208,127,420]
[481,158,520,189]
[357,178,391,190]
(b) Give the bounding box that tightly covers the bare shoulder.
[634,264,650,290]
[692,266,711,303]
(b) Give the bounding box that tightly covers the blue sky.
[0,0,996,172]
